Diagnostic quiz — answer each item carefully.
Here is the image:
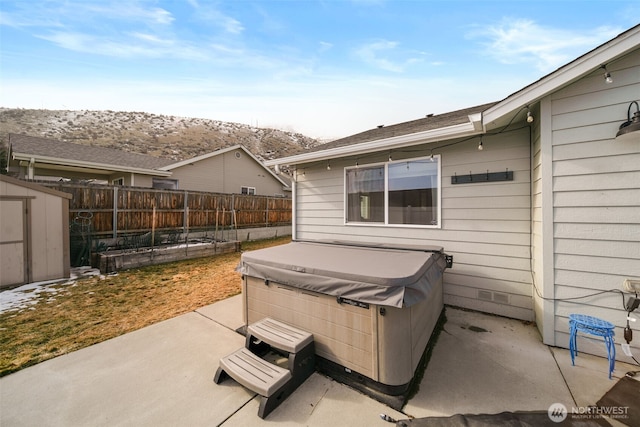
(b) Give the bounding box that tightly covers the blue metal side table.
[569,314,616,379]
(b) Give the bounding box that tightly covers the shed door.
[0,198,29,288]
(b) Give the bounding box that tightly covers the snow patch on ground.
[0,267,107,314]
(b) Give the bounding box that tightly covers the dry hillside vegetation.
[0,108,324,162]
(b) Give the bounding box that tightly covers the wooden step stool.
[214,318,315,418]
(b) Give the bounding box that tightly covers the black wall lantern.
[616,101,640,142]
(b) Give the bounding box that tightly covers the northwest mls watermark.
[548,403,629,423]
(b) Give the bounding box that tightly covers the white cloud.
[130,32,174,45]
[188,3,244,34]
[37,31,208,60]
[70,2,175,26]
[354,39,427,73]
[5,1,243,61]
[355,40,403,72]
[0,8,63,28]
[318,41,333,52]
[211,11,244,35]
[148,7,174,25]
[470,19,622,72]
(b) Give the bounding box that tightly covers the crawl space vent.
[478,290,510,304]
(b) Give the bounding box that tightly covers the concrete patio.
[1,294,637,426]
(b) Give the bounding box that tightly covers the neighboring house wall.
[117,173,153,188]
[546,48,640,357]
[295,127,534,320]
[0,176,71,288]
[169,148,286,195]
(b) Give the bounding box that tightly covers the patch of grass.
[0,236,291,377]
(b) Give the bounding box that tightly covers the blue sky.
[1,1,638,140]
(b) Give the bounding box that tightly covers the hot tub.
[237,240,448,400]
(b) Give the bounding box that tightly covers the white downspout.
[28,157,35,179]
[291,168,297,241]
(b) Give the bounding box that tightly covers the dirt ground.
[0,236,291,377]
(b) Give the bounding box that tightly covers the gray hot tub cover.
[238,241,447,308]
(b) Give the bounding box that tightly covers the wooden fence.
[38,182,292,239]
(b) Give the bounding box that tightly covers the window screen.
[345,156,440,227]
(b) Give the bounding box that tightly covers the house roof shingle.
[9,134,175,170]
[309,102,498,153]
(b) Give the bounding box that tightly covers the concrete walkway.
[1,295,637,426]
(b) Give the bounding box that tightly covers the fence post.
[113,186,118,239]
[151,205,156,260]
[232,193,237,241]
[185,206,189,254]
[231,193,235,229]
[183,191,188,234]
[266,196,269,227]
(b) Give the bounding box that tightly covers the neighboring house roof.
[266,23,640,167]
[9,134,290,189]
[160,144,290,189]
[9,133,174,176]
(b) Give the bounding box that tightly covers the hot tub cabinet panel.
[239,241,447,394]
[245,277,377,379]
[243,276,443,390]
[377,286,443,386]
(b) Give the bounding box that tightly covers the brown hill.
[0,108,324,163]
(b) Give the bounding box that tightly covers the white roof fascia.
[160,144,243,170]
[236,145,291,188]
[164,144,290,188]
[11,152,172,177]
[469,112,483,132]
[484,25,640,127]
[265,121,478,167]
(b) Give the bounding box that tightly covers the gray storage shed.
[0,175,72,288]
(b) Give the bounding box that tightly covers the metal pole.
[113,186,118,239]
[183,191,188,234]
[151,205,156,260]
[215,206,219,242]
[185,206,189,255]
[232,193,237,241]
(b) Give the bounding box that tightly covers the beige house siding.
[295,127,534,320]
[0,176,71,287]
[548,48,640,358]
[169,148,286,195]
[131,174,154,188]
[106,173,153,187]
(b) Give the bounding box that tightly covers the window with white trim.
[241,186,256,195]
[152,178,178,189]
[345,155,441,227]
